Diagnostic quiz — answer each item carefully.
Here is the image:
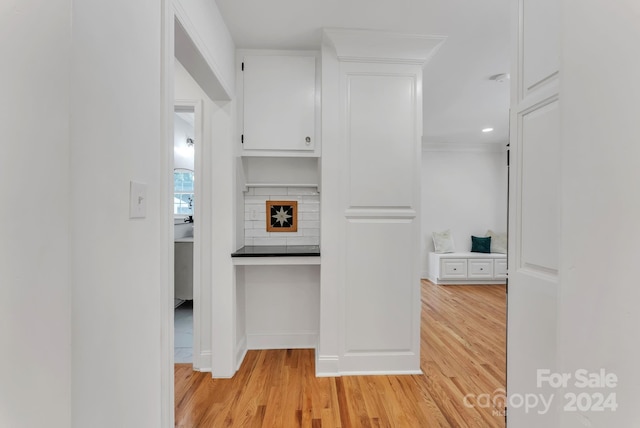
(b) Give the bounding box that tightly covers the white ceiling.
[214,0,510,146]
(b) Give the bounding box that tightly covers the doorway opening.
[173,107,195,364]
[172,100,204,371]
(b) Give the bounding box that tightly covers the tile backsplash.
[244,186,320,246]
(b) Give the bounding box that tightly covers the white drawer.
[467,259,494,279]
[494,259,508,278]
[440,259,467,279]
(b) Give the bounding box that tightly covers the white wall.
[421,147,507,277]
[69,1,163,426]
[558,1,640,426]
[174,0,235,98]
[174,113,195,171]
[0,1,72,427]
[2,0,236,424]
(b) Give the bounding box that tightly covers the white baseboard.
[316,354,340,377]
[339,351,421,375]
[339,369,423,376]
[434,279,506,285]
[317,352,423,377]
[194,350,212,372]
[235,336,248,372]
[247,332,318,350]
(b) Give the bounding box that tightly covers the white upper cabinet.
[241,54,318,154]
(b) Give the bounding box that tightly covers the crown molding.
[422,141,508,153]
[323,28,446,65]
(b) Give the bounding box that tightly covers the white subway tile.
[301,212,320,221]
[253,237,287,246]
[250,220,265,230]
[245,210,263,221]
[299,203,320,213]
[299,220,320,229]
[244,203,264,213]
[246,228,269,238]
[253,187,283,195]
[287,187,319,196]
[286,236,319,246]
[271,195,303,203]
[244,195,269,204]
[302,228,320,237]
[244,188,255,196]
[244,187,321,245]
[269,231,300,237]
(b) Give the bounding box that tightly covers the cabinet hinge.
[241,134,244,144]
[241,62,244,71]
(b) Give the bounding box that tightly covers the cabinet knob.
[305,136,311,145]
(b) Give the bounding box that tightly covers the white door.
[508,0,560,425]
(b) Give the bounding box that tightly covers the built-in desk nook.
[231,245,320,265]
[232,245,320,352]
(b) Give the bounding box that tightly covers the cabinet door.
[243,55,316,151]
[467,259,494,279]
[494,259,508,279]
[440,259,467,279]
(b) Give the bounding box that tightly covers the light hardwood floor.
[175,280,506,427]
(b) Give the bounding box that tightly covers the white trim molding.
[422,141,508,153]
[323,28,446,65]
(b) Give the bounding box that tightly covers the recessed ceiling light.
[482,128,494,133]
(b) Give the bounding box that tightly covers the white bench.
[428,252,507,285]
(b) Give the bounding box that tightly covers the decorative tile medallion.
[266,200,298,232]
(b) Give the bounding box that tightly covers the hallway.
[175,280,506,427]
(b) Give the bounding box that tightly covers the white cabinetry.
[428,252,507,285]
[494,259,508,279]
[441,259,467,279]
[468,259,494,279]
[241,53,319,155]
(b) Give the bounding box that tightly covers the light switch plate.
[129,181,147,219]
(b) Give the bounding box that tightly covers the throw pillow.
[432,230,455,253]
[471,235,491,253]
[486,230,507,254]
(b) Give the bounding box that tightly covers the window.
[174,169,194,215]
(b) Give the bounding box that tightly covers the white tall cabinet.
[319,30,445,375]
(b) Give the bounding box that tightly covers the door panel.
[508,0,560,425]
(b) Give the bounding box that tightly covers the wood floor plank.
[175,280,506,427]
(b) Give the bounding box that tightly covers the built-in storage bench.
[428,252,507,285]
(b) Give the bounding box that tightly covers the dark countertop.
[231,245,320,257]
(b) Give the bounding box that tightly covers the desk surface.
[231,245,320,257]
